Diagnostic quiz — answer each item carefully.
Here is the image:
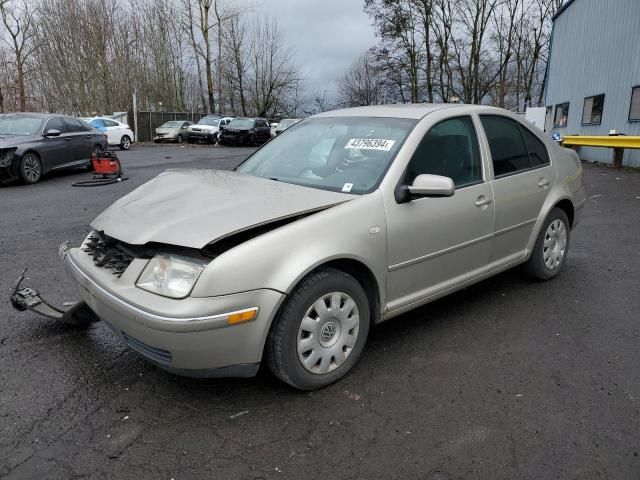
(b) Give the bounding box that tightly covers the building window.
[582,94,605,125]
[554,102,569,127]
[630,86,640,122]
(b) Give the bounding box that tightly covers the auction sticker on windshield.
[344,138,395,151]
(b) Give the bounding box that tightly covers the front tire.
[19,153,42,184]
[177,134,183,143]
[120,135,131,150]
[267,268,370,390]
[524,207,571,280]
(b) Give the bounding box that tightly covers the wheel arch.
[19,149,45,174]
[526,195,575,257]
[260,257,382,379]
[553,198,575,227]
[283,257,383,327]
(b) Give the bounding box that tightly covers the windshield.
[229,118,255,128]
[160,121,182,128]
[198,117,220,126]
[236,116,416,195]
[0,115,44,136]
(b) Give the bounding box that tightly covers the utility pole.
[133,90,138,143]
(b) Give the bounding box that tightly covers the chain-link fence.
[130,111,209,142]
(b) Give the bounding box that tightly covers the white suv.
[186,116,233,144]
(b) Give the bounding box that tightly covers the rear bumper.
[153,134,178,142]
[219,134,250,145]
[187,132,216,142]
[64,249,285,377]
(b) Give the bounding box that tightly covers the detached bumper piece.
[9,269,100,327]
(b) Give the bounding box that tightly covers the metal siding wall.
[545,0,640,167]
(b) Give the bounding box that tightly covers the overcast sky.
[253,0,377,101]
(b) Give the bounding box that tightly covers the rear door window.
[520,125,550,167]
[480,115,531,177]
[64,117,90,132]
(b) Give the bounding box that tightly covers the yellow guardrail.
[562,135,640,149]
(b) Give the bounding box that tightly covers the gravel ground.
[1,145,639,480]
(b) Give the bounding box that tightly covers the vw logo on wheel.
[321,322,337,343]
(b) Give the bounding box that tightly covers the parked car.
[0,113,108,184]
[270,122,279,137]
[51,104,585,390]
[153,120,193,143]
[186,115,233,144]
[274,118,301,135]
[218,117,271,146]
[87,117,134,150]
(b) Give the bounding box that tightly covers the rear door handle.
[538,178,550,188]
[475,196,493,207]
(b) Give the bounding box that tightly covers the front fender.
[190,191,388,307]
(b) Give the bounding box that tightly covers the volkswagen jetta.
[49,104,585,389]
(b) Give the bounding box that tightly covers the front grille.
[123,333,172,365]
[82,231,134,277]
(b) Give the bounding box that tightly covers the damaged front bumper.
[63,247,285,378]
[9,268,100,326]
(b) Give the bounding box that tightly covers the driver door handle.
[475,196,493,207]
[538,178,550,188]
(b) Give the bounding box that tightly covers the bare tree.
[224,13,249,115]
[339,51,385,107]
[247,17,298,117]
[0,0,38,111]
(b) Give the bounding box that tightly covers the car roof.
[0,112,65,119]
[312,103,501,120]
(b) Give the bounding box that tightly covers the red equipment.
[72,151,128,187]
[91,151,122,176]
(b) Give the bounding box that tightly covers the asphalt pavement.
[1,144,639,480]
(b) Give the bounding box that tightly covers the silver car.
[57,104,586,390]
[153,120,193,143]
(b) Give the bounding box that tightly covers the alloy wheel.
[22,155,41,183]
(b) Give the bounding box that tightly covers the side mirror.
[395,174,455,203]
[44,128,62,137]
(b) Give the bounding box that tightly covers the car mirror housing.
[396,174,455,203]
[44,128,62,137]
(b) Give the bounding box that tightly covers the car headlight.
[0,148,16,167]
[136,254,208,299]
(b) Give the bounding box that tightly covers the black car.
[218,117,271,146]
[0,113,108,184]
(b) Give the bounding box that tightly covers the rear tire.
[87,145,103,171]
[524,207,571,280]
[120,135,131,150]
[266,268,370,390]
[19,153,42,184]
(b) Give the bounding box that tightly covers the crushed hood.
[91,169,352,249]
